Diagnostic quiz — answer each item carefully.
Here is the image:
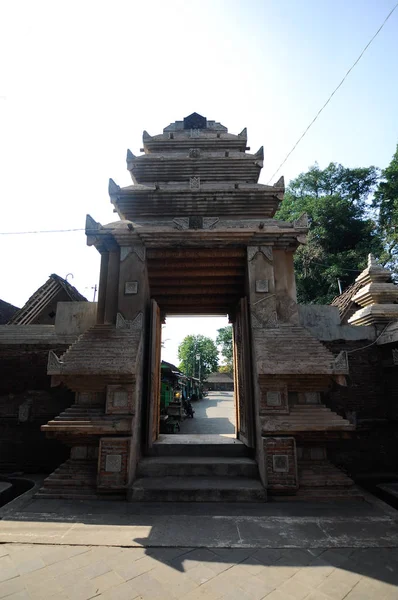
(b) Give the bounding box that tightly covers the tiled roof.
[207,372,234,383]
[330,281,362,322]
[9,274,87,325]
[253,326,348,375]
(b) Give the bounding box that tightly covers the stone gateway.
[40,114,356,501]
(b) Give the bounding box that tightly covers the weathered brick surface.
[264,436,298,493]
[323,341,386,420]
[0,344,73,473]
[98,437,131,489]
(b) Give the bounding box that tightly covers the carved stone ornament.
[248,246,259,262]
[392,349,398,365]
[132,245,146,262]
[190,128,200,137]
[293,213,309,229]
[273,455,289,473]
[256,279,269,293]
[48,350,62,372]
[266,391,282,406]
[124,281,138,295]
[105,454,122,473]
[189,148,201,158]
[116,312,143,330]
[120,246,133,261]
[250,312,263,329]
[173,217,189,230]
[262,419,291,432]
[203,217,219,230]
[333,350,349,373]
[190,176,201,190]
[248,246,273,262]
[259,246,273,262]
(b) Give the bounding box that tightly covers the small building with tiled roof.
[206,371,234,391]
[330,281,362,324]
[9,274,87,325]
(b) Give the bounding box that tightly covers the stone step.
[35,492,98,500]
[149,435,250,458]
[137,456,258,478]
[43,478,95,488]
[129,477,266,502]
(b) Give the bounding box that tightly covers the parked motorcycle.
[183,398,195,418]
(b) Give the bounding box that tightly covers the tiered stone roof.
[348,255,398,326]
[253,326,348,375]
[48,324,141,376]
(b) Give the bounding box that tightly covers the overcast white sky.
[1,0,397,364]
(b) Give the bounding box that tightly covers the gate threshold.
[155,434,242,445]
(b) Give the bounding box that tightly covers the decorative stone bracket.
[116,312,143,330]
[333,351,349,374]
[47,350,63,374]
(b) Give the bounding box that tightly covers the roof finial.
[368,254,378,268]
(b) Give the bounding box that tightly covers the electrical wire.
[0,228,85,235]
[266,2,398,184]
[346,321,393,353]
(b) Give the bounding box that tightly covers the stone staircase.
[35,459,98,500]
[295,459,363,501]
[129,436,266,502]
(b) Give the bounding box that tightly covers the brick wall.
[0,344,74,473]
[323,341,387,420]
[264,436,298,494]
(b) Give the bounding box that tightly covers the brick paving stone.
[178,548,220,570]
[90,570,125,594]
[0,555,19,583]
[264,590,295,600]
[277,576,313,600]
[278,549,315,567]
[0,577,26,599]
[128,571,176,600]
[114,554,158,581]
[239,557,267,576]
[151,563,198,598]
[184,564,218,584]
[316,576,356,600]
[304,591,333,600]
[251,549,282,566]
[97,581,140,600]
[236,573,274,600]
[64,578,101,600]
[3,591,31,600]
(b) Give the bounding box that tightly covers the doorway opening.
[159,315,236,439]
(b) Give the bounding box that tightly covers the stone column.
[117,245,149,322]
[96,251,109,324]
[104,249,120,324]
[273,249,299,325]
[247,246,277,328]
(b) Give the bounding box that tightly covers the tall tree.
[276,162,382,304]
[177,334,218,381]
[216,325,233,372]
[373,145,398,271]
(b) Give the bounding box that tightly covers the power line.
[0,228,85,235]
[266,2,398,184]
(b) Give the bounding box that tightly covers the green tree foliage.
[373,145,398,271]
[276,163,382,304]
[177,334,218,381]
[216,325,233,372]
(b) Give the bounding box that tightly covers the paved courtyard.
[1,542,398,599]
[180,391,236,435]
[2,494,398,599]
